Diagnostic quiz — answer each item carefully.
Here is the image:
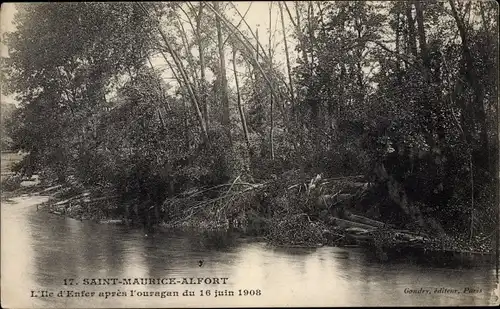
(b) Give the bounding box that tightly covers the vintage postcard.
[1,1,499,307]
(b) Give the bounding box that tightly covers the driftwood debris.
[328,217,378,230]
[345,227,371,234]
[31,184,63,195]
[55,197,79,206]
[99,219,124,224]
[344,213,393,229]
[53,194,118,206]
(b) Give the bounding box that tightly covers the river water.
[1,195,499,307]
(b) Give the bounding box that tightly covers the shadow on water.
[356,245,497,270]
[190,230,240,252]
[329,247,498,306]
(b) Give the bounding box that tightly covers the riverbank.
[0,170,367,242]
[1,149,496,266]
[2,168,496,267]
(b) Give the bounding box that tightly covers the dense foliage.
[2,1,498,244]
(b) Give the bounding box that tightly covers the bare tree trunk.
[405,2,418,59]
[214,2,231,144]
[279,1,295,116]
[205,2,279,116]
[306,1,315,65]
[136,3,209,143]
[256,27,259,62]
[229,2,269,62]
[478,1,491,33]
[354,17,364,90]
[254,27,260,115]
[206,2,281,161]
[469,154,475,242]
[269,2,275,160]
[283,1,309,68]
[451,0,490,180]
[449,0,490,241]
[183,98,190,151]
[196,3,209,129]
[394,5,401,74]
[316,1,327,38]
[159,43,208,143]
[414,1,429,68]
[232,48,251,156]
[174,15,199,86]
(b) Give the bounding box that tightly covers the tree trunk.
[205,2,279,124]
[136,3,209,143]
[414,1,429,68]
[306,1,315,65]
[375,163,424,228]
[232,48,252,156]
[279,1,295,116]
[256,27,259,62]
[158,34,208,143]
[175,15,199,86]
[285,1,309,68]
[196,3,209,129]
[394,4,402,74]
[449,0,491,240]
[405,2,418,58]
[268,2,275,160]
[214,2,231,144]
[448,0,488,161]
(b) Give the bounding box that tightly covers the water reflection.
[1,196,498,308]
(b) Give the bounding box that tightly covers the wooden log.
[345,227,371,234]
[317,194,353,209]
[55,194,118,206]
[54,198,75,206]
[84,195,119,203]
[32,185,64,196]
[345,213,391,228]
[99,219,123,224]
[392,229,430,238]
[40,185,63,193]
[393,232,424,242]
[329,217,377,230]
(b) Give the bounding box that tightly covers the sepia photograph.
[1,1,499,307]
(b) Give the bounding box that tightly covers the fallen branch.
[329,217,378,230]
[54,194,84,206]
[345,213,390,229]
[173,180,263,200]
[172,182,266,224]
[84,195,119,203]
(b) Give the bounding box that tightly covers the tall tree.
[279,1,296,115]
[214,1,231,144]
[232,47,251,156]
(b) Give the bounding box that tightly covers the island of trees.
[1,1,498,255]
